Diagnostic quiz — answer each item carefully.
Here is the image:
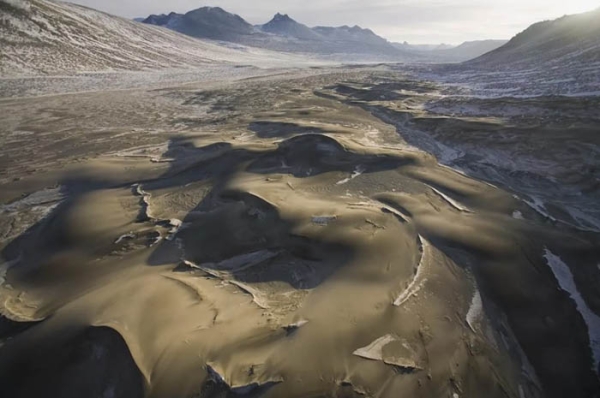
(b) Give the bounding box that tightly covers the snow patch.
[512,211,524,220]
[336,165,365,185]
[165,218,183,241]
[311,216,337,226]
[353,334,423,370]
[283,319,308,334]
[543,248,600,371]
[1,187,63,213]
[0,257,20,286]
[427,185,471,212]
[394,237,428,306]
[466,290,483,332]
[114,233,135,244]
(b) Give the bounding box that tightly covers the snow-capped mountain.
[144,7,260,42]
[142,7,414,60]
[260,13,323,41]
[0,0,298,76]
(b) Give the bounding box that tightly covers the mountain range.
[142,8,414,61]
[1,0,598,76]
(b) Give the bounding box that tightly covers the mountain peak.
[197,6,226,13]
[261,12,323,40]
[268,13,295,24]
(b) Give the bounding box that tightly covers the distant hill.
[0,0,298,76]
[142,7,415,60]
[313,25,390,47]
[394,40,507,63]
[433,40,508,62]
[398,43,456,52]
[468,8,600,68]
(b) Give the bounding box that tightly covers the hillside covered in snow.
[0,0,304,76]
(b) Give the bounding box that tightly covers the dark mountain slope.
[261,13,323,41]
[142,7,414,60]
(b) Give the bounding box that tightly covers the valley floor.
[0,67,599,398]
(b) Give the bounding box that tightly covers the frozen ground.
[323,69,600,234]
[405,63,600,98]
[0,66,331,98]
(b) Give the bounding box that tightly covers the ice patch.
[165,219,183,241]
[283,319,308,334]
[565,207,600,233]
[311,216,337,226]
[466,290,483,332]
[523,196,556,222]
[353,335,397,361]
[521,196,600,233]
[114,233,135,244]
[394,237,428,306]
[1,187,63,213]
[353,334,423,370]
[543,248,600,371]
[336,165,365,185]
[0,257,20,286]
[512,211,524,220]
[427,185,471,212]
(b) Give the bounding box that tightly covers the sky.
[69,0,599,44]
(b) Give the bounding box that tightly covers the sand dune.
[0,69,599,398]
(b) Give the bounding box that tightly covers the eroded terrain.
[1,69,599,398]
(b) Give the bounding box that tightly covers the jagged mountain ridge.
[142,7,415,59]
